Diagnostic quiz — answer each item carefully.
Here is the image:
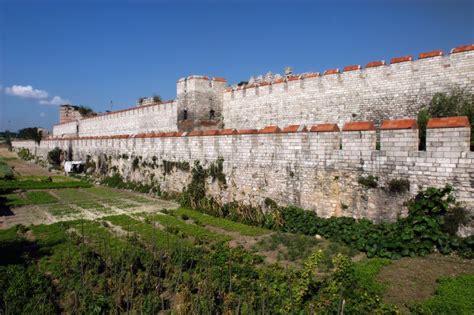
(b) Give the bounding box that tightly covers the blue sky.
[1,0,473,131]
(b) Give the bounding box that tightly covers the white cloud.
[5,85,49,99]
[39,95,70,105]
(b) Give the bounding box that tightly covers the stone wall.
[52,121,78,138]
[52,101,178,138]
[222,47,474,129]
[13,117,473,226]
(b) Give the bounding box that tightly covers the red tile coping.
[281,125,307,133]
[451,44,474,54]
[202,130,219,136]
[259,82,270,87]
[218,129,237,135]
[212,77,227,82]
[163,131,180,137]
[390,56,413,64]
[343,65,361,72]
[381,119,417,130]
[342,121,376,132]
[273,78,285,84]
[324,69,340,75]
[259,126,281,134]
[427,116,470,129]
[187,130,203,137]
[287,75,300,81]
[224,87,233,93]
[245,83,257,89]
[237,129,258,135]
[419,50,443,59]
[303,72,320,79]
[366,61,385,68]
[310,123,340,132]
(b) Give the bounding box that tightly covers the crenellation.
[14,44,474,228]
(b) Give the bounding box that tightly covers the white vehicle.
[64,161,85,175]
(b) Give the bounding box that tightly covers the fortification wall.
[13,117,473,227]
[223,47,474,129]
[52,101,178,138]
[52,121,78,138]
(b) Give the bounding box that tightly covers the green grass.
[17,175,78,182]
[353,258,392,295]
[145,213,231,243]
[0,179,91,190]
[46,204,81,217]
[414,274,474,314]
[174,208,269,237]
[0,158,14,180]
[54,188,94,201]
[5,191,57,207]
[104,214,190,250]
[253,232,358,269]
[85,186,128,198]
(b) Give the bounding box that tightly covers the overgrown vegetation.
[17,148,33,161]
[162,160,190,175]
[357,174,378,189]
[47,147,63,168]
[0,158,14,180]
[183,183,474,260]
[101,173,160,195]
[179,159,227,209]
[17,127,42,144]
[411,274,474,314]
[386,178,410,194]
[0,178,91,190]
[418,87,474,150]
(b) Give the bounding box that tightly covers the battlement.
[222,44,474,130]
[224,45,473,96]
[47,116,471,155]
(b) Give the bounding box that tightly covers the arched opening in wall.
[209,109,215,120]
[183,109,188,120]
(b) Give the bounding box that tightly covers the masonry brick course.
[14,117,473,227]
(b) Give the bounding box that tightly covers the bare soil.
[0,149,179,228]
[377,254,474,311]
[0,148,52,176]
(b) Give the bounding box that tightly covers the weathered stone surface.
[12,120,474,227]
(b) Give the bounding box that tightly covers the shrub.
[47,147,63,167]
[17,148,33,161]
[386,178,410,194]
[418,87,474,151]
[0,159,14,180]
[357,175,378,189]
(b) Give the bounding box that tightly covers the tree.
[418,87,474,150]
[152,95,162,103]
[47,147,63,167]
[17,127,42,144]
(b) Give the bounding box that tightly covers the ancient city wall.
[52,101,178,138]
[13,117,473,225]
[53,121,78,138]
[223,47,474,129]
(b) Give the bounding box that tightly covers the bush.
[17,148,33,161]
[0,159,14,180]
[357,175,378,189]
[47,147,63,168]
[386,178,410,194]
[418,88,474,151]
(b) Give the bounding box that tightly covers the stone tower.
[176,76,227,131]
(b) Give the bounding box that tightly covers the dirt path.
[1,149,179,228]
[0,148,53,176]
[377,254,474,311]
